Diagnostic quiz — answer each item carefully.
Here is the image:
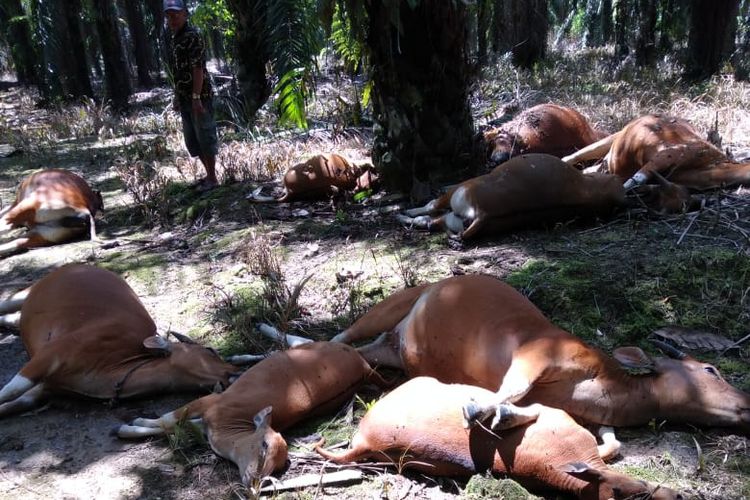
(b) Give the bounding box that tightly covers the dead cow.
[0,264,238,417]
[562,113,750,191]
[0,169,103,257]
[247,153,378,202]
[316,377,682,500]
[331,274,750,435]
[397,154,625,240]
[117,342,387,488]
[484,103,606,166]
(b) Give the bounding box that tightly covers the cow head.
[484,128,520,166]
[142,334,238,392]
[613,341,750,434]
[92,190,105,213]
[355,163,379,191]
[239,406,289,491]
[560,462,683,500]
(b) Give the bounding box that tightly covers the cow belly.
[34,206,82,224]
[29,223,85,243]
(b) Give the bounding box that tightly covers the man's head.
[164,0,188,32]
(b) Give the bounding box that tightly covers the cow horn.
[648,336,687,359]
[170,331,197,344]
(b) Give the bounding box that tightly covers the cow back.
[20,264,156,358]
[202,341,373,431]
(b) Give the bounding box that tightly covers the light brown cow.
[0,169,103,257]
[330,274,750,434]
[0,264,238,417]
[316,377,682,500]
[562,113,750,190]
[484,103,607,166]
[247,153,378,202]
[397,154,625,240]
[116,342,387,489]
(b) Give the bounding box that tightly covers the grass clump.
[462,474,539,499]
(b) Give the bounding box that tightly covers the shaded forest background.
[2,0,750,196]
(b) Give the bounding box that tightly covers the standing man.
[163,0,219,191]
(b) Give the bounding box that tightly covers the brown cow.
[330,274,750,435]
[0,169,103,257]
[484,103,607,166]
[247,153,378,202]
[562,113,750,190]
[0,264,239,417]
[397,154,625,240]
[117,342,387,489]
[316,377,682,500]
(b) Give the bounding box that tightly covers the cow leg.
[0,374,36,404]
[0,233,50,257]
[458,216,485,240]
[0,198,38,230]
[462,359,540,428]
[117,394,217,439]
[0,312,21,328]
[355,332,404,369]
[257,323,313,347]
[622,143,712,190]
[0,204,13,220]
[404,191,452,217]
[330,283,430,344]
[395,213,446,232]
[118,412,205,438]
[596,426,621,461]
[0,383,47,418]
[88,213,99,242]
[561,133,618,165]
[490,402,544,430]
[0,287,29,315]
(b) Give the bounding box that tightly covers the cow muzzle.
[489,151,510,166]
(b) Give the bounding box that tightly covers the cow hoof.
[461,398,486,428]
[490,403,516,430]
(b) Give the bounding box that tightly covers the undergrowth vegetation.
[1,43,750,500]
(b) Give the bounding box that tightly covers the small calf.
[316,377,682,500]
[0,168,103,257]
[117,342,387,489]
[248,153,378,202]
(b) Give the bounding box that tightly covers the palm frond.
[266,0,323,128]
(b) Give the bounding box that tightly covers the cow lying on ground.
[116,342,388,489]
[247,153,378,202]
[562,113,750,190]
[0,169,103,257]
[484,103,606,166]
[396,154,625,240]
[0,264,239,417]
[316,377,682,500]
[330,274,750,435]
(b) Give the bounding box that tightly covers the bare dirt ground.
[1,59,750,499]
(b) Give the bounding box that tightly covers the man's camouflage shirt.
[169,22,212,100]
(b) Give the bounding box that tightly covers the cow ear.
[253,406,273,429]
[612,347,655,371]
[558,462,604,482]
[143,335,172,356]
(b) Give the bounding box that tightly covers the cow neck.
[108,354,165,405]
[586,353,661,427]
